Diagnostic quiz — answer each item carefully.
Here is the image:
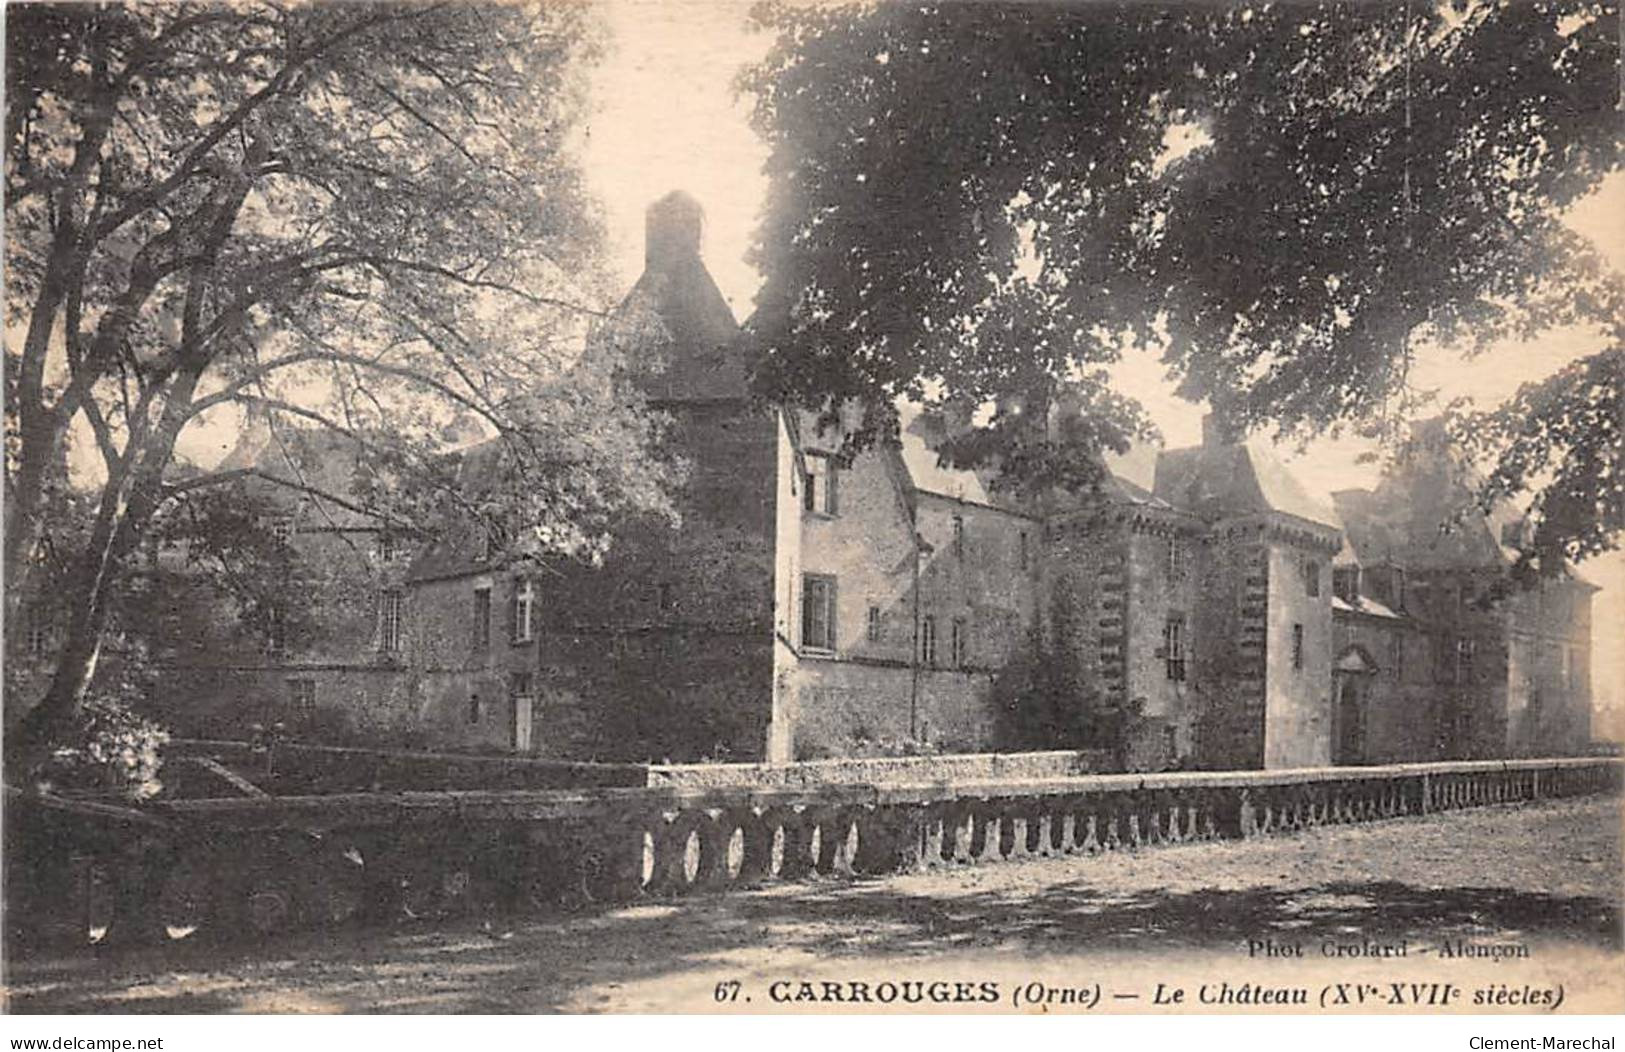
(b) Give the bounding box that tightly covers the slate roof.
[403,438,505,583]
[606,191,753,403]
[211,424,384,531]
[1336,419,1529,571]
[1152,439,1341,531]
[895,404,1010,510]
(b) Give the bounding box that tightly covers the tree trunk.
[6,367,203,781]
[6,471,140,776]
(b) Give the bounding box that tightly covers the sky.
[578,0,1625,710]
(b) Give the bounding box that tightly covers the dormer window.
[1333,566,1359,602]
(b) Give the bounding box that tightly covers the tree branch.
[160,466,411,531]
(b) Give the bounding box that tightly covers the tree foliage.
[4,2,671,755]
[743,0,1622,557]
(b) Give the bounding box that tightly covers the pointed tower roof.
[607,191,751,402]
[1152,417,1340,532]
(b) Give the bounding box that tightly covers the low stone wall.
[648,749,1114,788]
[8,757,1618,952]
[165,738,650,795]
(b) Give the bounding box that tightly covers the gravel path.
[6,795,1621,1014]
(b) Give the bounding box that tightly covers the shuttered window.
[803,455,838,515]
[802,574,837,651]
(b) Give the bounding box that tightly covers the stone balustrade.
[5,757,1618,950]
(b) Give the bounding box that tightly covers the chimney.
[1201,412,1242,448]
[646,190,704,270]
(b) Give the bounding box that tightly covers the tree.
[4,2,673,762]
[742,0,1622,562]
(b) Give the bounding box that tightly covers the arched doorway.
[1333,646,1378,765]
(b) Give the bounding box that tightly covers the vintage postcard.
[2,0,1621,1021]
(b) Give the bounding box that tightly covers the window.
[1457,638,1476,683]
[267,606,288,657]
[475,529,492,563]
[473,588,491,650]
[378,533,398,563]
[1389,633,1404,681]
[510,577,535,643]
[1333,567,1359,602]
[1291,623,1304,671]
[801,574,836,651]
[920,615,938,667]
[1019,531,1029,571]
[1304,560,1320,598]
[510,672,533,697]
[952,515,964,560]
[1433,635,1456,684]
[468,693,482,725]
[1166,536,1185,580]
[286,678,316,723]
[24,613,47,658]
[866,604,882,643]
[803,455,838,515]
[657,582,676,614]
[951,617,967,668]
[1163,616,1187,682]
[380,590,404,652]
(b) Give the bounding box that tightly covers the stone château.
[33,191,1591,769]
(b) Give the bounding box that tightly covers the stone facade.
[101,191,1597,770]
[1328,423,1597,763]
[131,433,423,745]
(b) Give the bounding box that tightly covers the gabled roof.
[1341,419,1529,571]
[404,438,505,583]
[896,405,1006,510]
